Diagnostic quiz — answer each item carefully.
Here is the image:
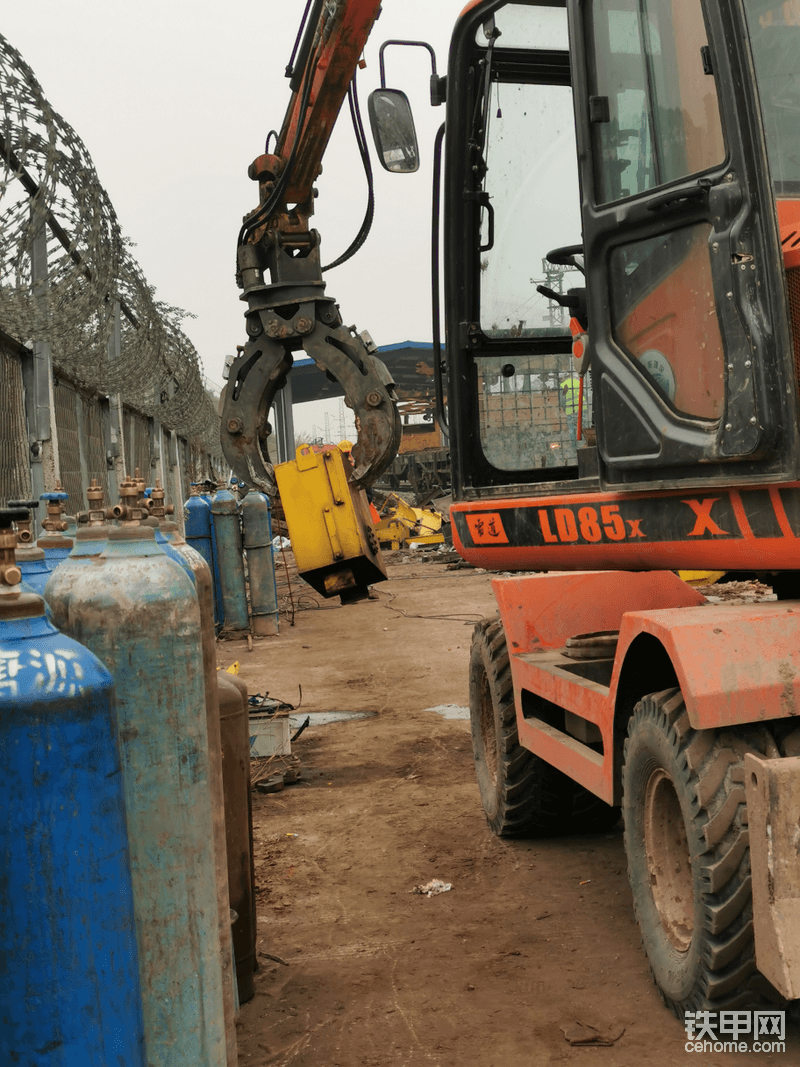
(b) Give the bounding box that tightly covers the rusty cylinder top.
[37,532,73,550]
[107,525,157,543]
[0,591,46,620]
[76,526,110,541]
[161,521,185,544]
[15,544,46,562]
[217,670,245,716]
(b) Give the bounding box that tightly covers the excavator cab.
[443,0,800,1019]
[221,0,800,1021]
[445,0,799,511]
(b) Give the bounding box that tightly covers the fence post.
[148,417,162,487]
[164,429,183,529]
[22,219,59,524]
[74,394,91,507]
[103,301,126,503]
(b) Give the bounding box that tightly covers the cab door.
[568,0,798,486]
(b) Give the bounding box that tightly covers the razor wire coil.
[0,32,220,448]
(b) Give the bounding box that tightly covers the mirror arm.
[378,39,438,88]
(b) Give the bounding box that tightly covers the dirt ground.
[224,555,798,1067]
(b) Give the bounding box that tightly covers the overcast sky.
[3,1,469,436]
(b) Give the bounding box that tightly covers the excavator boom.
[220,0,401,495]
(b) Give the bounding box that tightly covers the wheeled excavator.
[220,0,800,1021]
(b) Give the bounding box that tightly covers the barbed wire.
[0,32,220,450]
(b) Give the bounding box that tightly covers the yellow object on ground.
[275,445,386,601]
[678,570,726,587]
[374,494,419,550]
[374,493,445,550]
[215,661,240,673]
[406,533,445,547]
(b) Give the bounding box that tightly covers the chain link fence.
[0,338,32,503]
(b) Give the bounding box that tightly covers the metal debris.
[411,879,453,897]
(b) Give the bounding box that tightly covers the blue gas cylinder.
[16,543,50,597]
[186,489,223,629]
[241,492,279,635]
[161,519,239,1060]
[210,489,249,632]
[44,526,110,631]
[64,526,227,1066]
[151,523,194,582]
[0,512,146,1067]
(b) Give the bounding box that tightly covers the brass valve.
[145,478,175,521]
[0,508,27,588]
[77,478,107,527]
[109,472,148,526]
[40,481,69,534]
[7,500,38,544]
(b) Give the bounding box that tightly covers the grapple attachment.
[220,319,401,496]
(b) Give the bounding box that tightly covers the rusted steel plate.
[745,752,800,1000]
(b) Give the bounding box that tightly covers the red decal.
[578,507,602,543]
[465,512,509,544]
[538,509,559,543]
[600,504,626,541]
[626,518,645,538]
[554,508,579,542]
[683,498,728,537]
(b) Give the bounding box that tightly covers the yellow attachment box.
[275,445,387,601]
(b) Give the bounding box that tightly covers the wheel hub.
[643,767,694,952]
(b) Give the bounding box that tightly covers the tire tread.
[469,617,619,838]
[623,691,775,1017]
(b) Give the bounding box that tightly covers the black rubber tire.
[469,617,619,837]
[623,688,769,1017]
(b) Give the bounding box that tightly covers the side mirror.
[367,89,419,173]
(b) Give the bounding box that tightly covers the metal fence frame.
[0,331,225,528]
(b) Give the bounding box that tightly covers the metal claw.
[219,338,293,495]
[219,322,401,494]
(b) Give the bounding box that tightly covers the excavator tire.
[623,688,774,1017]
[469,617,619,837]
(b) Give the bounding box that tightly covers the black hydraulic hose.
[286,0,317,81]
[431,122,447,432]
[322,67,375,272]
[238,48,319,248]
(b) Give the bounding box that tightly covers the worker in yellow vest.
[560,375,586,447]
